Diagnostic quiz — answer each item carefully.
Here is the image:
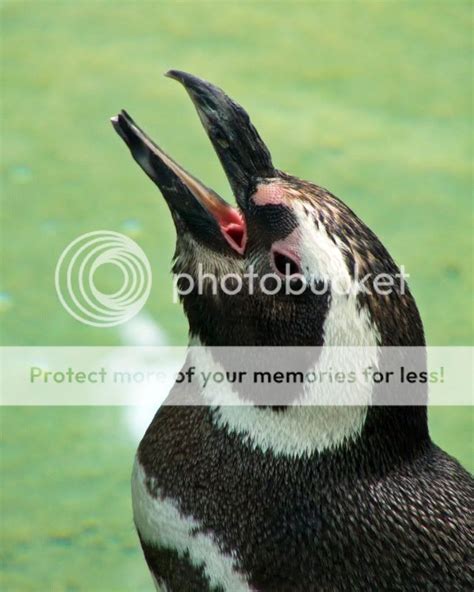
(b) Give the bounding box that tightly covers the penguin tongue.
[111,109,247,255]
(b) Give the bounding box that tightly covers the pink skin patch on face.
[271,229,303,277]
[250,183,303,276]
[251,182,288,207]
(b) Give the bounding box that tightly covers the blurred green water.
[0,1,472,590]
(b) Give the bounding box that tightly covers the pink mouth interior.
[217,208,247,255]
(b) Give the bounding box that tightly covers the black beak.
[166,70,277,208]
[111,109,246,255]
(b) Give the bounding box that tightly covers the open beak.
[111,71,276,255]
[166,70,276,208]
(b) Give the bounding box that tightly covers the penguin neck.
[185,283,430,463]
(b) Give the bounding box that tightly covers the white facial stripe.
[295,202,351,292]
[294,203,380,346]
[132,460,251,592]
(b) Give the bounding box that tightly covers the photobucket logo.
[55,231,152,327]
[172,263,409,301]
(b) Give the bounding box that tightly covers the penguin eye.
[271,248,302,277]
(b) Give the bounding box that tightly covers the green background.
[1,1,472,590]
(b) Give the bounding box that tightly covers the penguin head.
[112,71,424,350]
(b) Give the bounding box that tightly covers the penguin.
[111,71,473,592]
